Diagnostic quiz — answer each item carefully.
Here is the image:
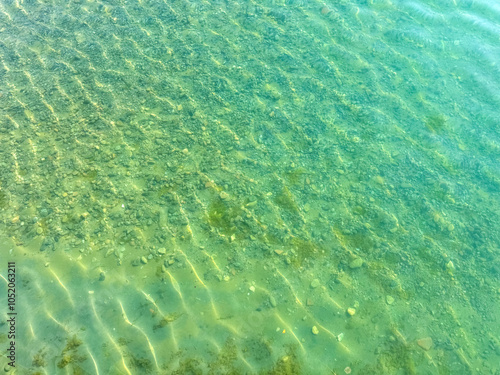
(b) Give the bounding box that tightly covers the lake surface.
[0,0,499,374]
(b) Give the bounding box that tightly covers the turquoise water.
[0,0,499,374]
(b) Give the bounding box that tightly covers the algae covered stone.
[349,258,364,269]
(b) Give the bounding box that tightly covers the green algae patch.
[289,236,325,267]
[425,114,447,134]
[0,189,8,209]
[343,231,377,255]
[129,355,153,373]
[32,351,47,368]
[57,335,86,370]
[79,168,98,182]
[205,198,245,237]
[153,312,184,331]
[283,167,307,185]
[267,346,302,375]
[357,340,418,375]
[274,186,299,213]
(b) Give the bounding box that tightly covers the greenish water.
[0,0,499,373]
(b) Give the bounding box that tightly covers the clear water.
[0,0,499,374]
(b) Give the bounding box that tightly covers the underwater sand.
[0,0,499,374]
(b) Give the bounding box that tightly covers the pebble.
[347,308,356,316]
[269,296,277,308]
[386,295,395,305]
[157,248,166,255]
[312,326,319,335]
[417,337,433,351]
[349,258,363,269]
[310,279,321,288]
[140,256,148,264]
[220,191,229,199]
[446,260,455,271]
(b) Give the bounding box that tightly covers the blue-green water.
[0,0,499,374]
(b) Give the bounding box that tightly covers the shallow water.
[0,0,499,374]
